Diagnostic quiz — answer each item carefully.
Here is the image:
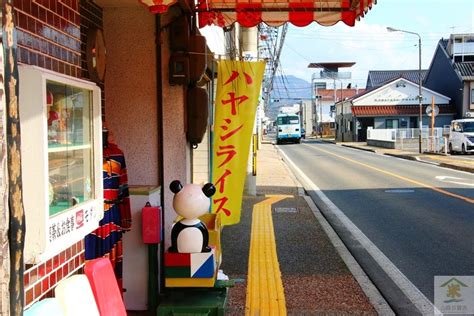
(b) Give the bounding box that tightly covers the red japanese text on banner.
[211,60,265,225]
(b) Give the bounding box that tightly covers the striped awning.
[197,0,376,28]
[351,105,456,117]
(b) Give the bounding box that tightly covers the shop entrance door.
[357,117,374,142]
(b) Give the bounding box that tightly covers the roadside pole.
[431,97,435,152]
[242,26,258,196]
[427,96,438,152]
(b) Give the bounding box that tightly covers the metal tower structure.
[258,23,288,112]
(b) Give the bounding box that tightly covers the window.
[277,115,299,125]
[314,82,326,90]
[47,81,95,216]
[471,88,474,104]
[461,121,474,132]
[386,119,399,129]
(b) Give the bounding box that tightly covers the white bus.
[276,113,302,144]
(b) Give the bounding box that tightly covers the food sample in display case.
[46,82,94,215]
[19,65,103,263]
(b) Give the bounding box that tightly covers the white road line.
[278,147,440,315]
[303,195,395,316]
[435,175,474,187]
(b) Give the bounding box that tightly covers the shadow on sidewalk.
[221,188,377,315]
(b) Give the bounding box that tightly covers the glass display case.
[47,82,94,216]
[19,65,103,263]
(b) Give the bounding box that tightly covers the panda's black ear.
[169,180,183,194]
[202,183,216,197]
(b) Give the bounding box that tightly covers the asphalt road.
[278,139,474,309]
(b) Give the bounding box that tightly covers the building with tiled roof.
[366,70,428,89]
[424,33,474,118]
[311,88,365,136]
[453,62,474,80]
[335,77,455,142]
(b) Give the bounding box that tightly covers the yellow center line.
[246,195,291,316]
[311,145,474,204]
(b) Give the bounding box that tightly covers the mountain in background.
[266,75,311,119]
[270,75,312,100]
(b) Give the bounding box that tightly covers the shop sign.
[373,96,427,103]
[212,60,265,225]
[48,203,99,245]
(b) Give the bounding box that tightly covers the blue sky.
[280,0,474,89]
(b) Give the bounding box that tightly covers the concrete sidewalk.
[221,141,389,315]
[321,139,474,173]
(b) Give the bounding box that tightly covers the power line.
[259,24,289,111]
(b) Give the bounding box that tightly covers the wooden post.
[431,96,435,152]
[3,2,26,315]
[0,30,11,316]
[431,97,435,136]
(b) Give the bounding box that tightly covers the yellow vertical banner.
[212,60,265,225]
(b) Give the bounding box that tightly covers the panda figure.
[169,180,216,253]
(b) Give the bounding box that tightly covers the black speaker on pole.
[186,86,209,146]
[169,16,190,52]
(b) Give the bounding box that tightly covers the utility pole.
[259,24,288,113]
[312,78,316,136]
[320,95,323,138]
[387,27,423,153]
[242,26,258,196]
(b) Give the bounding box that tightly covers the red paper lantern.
[138,0,178,14]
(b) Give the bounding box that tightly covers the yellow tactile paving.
[246,195,291,316]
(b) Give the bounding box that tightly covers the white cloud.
[279,21,436,88]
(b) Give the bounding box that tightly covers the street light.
[387,26,423,153]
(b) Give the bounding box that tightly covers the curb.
[303,196,395,316]
[383,153,474,173]
[383,153,418,161]
[341,144,376,153]
[422,152,448,157]
[320,139,336,144]
[338,144,474,174]
[273,144,309,196]
[276,146,397,315]
[277,146,436,315]
[438,163,474,173]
